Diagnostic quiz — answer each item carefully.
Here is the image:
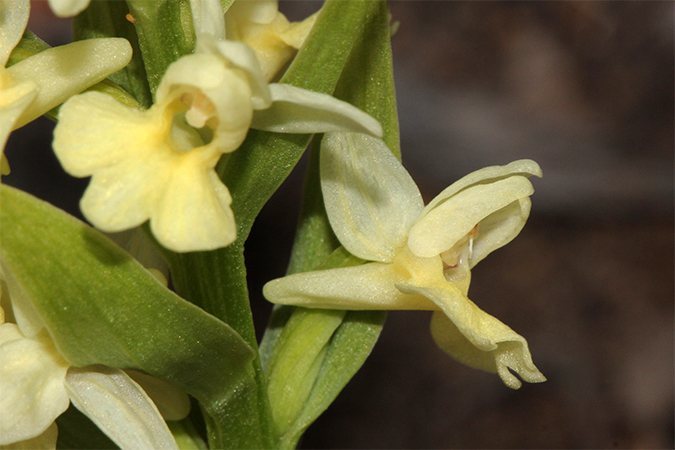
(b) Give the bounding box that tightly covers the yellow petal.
[77,141,172,232]
[156,51,256,152]
[277,13,317,50]
[3,422,58,450]
[408,176,535,258]
[151,158,235,252]
[252,85,382,137]
[65,366,179,450]
[125,370,191,421]
[9,38,132,129]
[0,325,70,445]
[226,0,279,25]
[0,0,29,66]
[421,159,542,216]
[320,133,421,263]
[190,0,226,41]
[54,91,159,177]
[468,197,531,268]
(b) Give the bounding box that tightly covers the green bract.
[0,185,256,447]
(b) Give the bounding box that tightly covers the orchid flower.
[263,133,546,389]
[0,0,132,172]
[0,269,184,449]
[225,0,318,81]
[53,0,382,253]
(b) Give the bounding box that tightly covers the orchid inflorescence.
[0,0,546,448]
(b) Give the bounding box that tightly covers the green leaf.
[285,135,340,275]
[262,307,345,436]
[279,310,385,449]
[333,1,400,159]
[259,2,398,447]
[0,185,256,445]
[163,1,383,448]
[126,0,195,97]
[73,0,153,108]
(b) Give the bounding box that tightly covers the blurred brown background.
[5,1,674,449]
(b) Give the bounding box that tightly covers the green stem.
[165,2,382,448]
[126,0,195,97]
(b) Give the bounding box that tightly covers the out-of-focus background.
[6,1,674,448]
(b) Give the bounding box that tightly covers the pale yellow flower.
[0,0,132,173]
[264,133,546,389]
[225,0,318,80]
[54,4,381,253]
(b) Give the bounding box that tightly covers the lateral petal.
[408,176,535,258]
[65,365,178,450]
[0,325,70,445]
[469,197,531,267]
[156,52,256,152]
[212,39,271,109]
[421,159,542,217]
[251,84,383,137]
[321,133,423,262]
[9,38,132,129]
[263,262,436,311]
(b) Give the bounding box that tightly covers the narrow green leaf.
[260,2,398,447]
[333,1,400,159]
[263,308,345,436]
[126,0,195,96]
[285,135,340,275]
[73,0,153,108]
[0,185,256,445]
[280,310,385,449]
